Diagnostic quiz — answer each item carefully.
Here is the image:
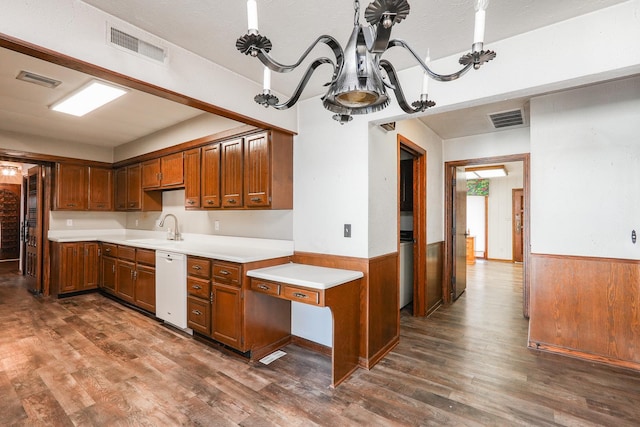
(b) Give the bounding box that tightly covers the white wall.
[530,75,640,260]
[0,130,113,163]
[487,166,523,260]
[114,114,242,162]
[444,127,530,162]
[467,196,485,256]
[49,211,126,230]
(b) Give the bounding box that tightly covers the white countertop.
[246,263,364,290]
[48,230,294,263]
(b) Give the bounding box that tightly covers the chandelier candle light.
[236,0,496,124]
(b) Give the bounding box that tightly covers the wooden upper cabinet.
[115,167,128,211]
[55,163,88,210]
[88,167,113,211]
[115,164,162,212]
[141,158,161,189]
[244,132,270,207]
[142,153,184,189]
[201,143,221,208]
[221,139,243,208]
[127,164,142,210]
[184,148,201,208]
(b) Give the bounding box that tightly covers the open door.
[512,188,524,263]
[452,166,467,300]
[24,166,43,294]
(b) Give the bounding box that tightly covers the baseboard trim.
[291,336,332,357]
[360,335,399,369]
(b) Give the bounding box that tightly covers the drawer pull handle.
[258,284,270,290]
[251,197,262,202]
[227,199,237,204]
[105,248,111,253]
[192,265,202,270]
[192,310,202,316]
[67,203,76,207]
[293,292,308,299]
[192,285,202,290]
[187,200,195,205]
[219,270,230,275]
[207,200,214,205]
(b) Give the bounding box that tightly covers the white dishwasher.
[155,251,188,330]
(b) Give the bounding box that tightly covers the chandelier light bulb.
[474,0,489,44]
[421,49,431,95]
[247,0,259,34]
[263,66,271,92]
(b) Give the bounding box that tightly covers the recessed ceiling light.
[466,165,508,179]
[50,80,128,117]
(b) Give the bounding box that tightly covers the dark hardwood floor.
[1,260,640,426]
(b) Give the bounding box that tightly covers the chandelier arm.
[386,39,473,82]
[254,35,344,74]
[379,59,430,114]
[267,58,336,110]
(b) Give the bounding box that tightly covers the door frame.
[397,134,427,317]
[444,153,531,318]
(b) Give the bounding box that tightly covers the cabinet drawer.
[187,257,211,278]
[118,245,136,262]
[250,279,281,296]
[187,296,210,335]
[187,277,210,299]
[136,248,155,266]
[102,243,117,258]
[212,262,240,285]
[283,285,321,306]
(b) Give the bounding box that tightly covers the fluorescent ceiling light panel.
[50,80,127,116]
[465,165,508,179]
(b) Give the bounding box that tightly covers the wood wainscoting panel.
[530,253,640,370]
[292,251,399,369]
[426,242,444,315]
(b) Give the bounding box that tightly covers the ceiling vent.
[16,71,62,89]
[380,122,396,132]
[108,25,167,63]
[488,109,524,129]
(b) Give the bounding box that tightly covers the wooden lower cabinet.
[99,244,156,313]
[51,242,100,295]
[211,283,242,348]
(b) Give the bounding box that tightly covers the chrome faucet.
[159,213,181,240]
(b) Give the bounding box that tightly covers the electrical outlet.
[214,220,220,231]
[135,219,139,227]
[344,224,351,238]
[66,219,73,226]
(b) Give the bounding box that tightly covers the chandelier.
[236,0,496,124]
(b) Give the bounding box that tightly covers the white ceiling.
[0,0,630,147]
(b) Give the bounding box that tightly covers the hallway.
[0,261,639,425]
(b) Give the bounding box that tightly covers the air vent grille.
[16,71,62,89]
[489,109,524,129]
[109,26,166,63]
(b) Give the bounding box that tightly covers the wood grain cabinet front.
[142,152,184,190]
[51,242,100,295]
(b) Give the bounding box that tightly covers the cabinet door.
[88,167,113,211]
[160,152,184,188]
[141,158,161,189]
[201,143,221,208]
[55,164,88,210]
[244,132,271,207]
[116,260,136,303]
[101,256,117,293]
[211,283,242,348]
[114,167,128,211]
[59,243,81,292]
[135,264,156,313]
[82,243,100,290]
[187,295,211,335]
[184,148,201,208]
[126,164,142,210]
[221,139,243,208]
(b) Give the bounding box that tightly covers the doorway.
[444,154,531,318]
[397,135,427,317]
